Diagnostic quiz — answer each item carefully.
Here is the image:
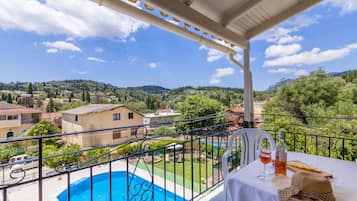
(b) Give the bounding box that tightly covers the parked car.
[9,154,38,172]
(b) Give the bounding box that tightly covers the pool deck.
[3,160,197,201]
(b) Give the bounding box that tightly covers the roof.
[0,102,42,114]
[0,102,24,110]
[94,0,321,51]
[62,104,143,116]
[228,108,244,113]
[144,110,181,118]
[41,112,62,119]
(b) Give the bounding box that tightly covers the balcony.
[0,114,356,201]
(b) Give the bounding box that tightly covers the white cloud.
[148,62,159,68]
[46,48,58,54]
[277,35,303,44]
[199,45,225,62]
[327,0,357,14]
[267,68,308,76]
[129,37,136,42]
[87,57,106,63]
[95,47,103,52]
[209,67,235,84]
[255,27,295,43]
[43,41,82,52]
[199,44,243,63]
[264,43,357,67]
[265,43,302,58]
[286,14,321,29]
[0,0,148,39]
[255,14,320,43]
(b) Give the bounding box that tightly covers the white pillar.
[243,43,254,125]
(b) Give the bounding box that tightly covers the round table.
[227,152,357,201]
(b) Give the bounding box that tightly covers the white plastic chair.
[222,128,276,201]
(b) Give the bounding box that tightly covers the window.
[7,114,18,120]
[75,115,79,122]
[113,113,121,121]
[113,130,121,139]
[131,127,138,136]
[128,112,134,119]
[6,131,14,139]
[0,115,6,121]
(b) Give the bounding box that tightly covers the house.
[41,112,62,128]
[61,104,144,147]
[226,107,261,130]
[143,109,181,128]
[0,102,42,139]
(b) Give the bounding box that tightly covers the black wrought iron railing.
[260,113,357,162]
[0,115,233,201]
[0,114,356,201]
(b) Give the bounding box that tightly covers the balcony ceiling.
[95,0,321,52]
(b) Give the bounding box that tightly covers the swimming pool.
[57,171,187,201]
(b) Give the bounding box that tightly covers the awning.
[92,0,321,54]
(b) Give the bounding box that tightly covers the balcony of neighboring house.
[0,114,356,201]
[21,113,41,125]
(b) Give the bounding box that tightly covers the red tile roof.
[0,102,42,114]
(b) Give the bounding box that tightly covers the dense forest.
[0,80,250,113]
[262,69,357,161]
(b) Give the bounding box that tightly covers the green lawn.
[135,154,215,192]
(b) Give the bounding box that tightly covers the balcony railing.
[0,114,356,201]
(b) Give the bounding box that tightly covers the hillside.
[0,80,247,113]
[265,69,357,91]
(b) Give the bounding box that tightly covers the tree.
[153,126,175,136]
[69,93,74,103]
[85,91,91,103]
[1,93,6,101]
[26,121,60,145]
[177,95,223,129]
[262,69,357,160]
[46,98,55,112]
[87,147,110,163]
[82,91,86,102]
[6,93,12,104]
[43,144,81,168]
[27,82,33,96]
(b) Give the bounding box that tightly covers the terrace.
[0,114,356,201]
[1,0,357,201]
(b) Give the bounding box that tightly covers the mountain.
[129,85,170,94]
[265,69,357,91]
[265,79,295,92]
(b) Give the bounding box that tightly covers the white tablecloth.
[227,152,357,201]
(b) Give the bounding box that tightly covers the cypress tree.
[27,82,33,96]
[85,92,91,103]
[69,93,74,103]
[6,93,12,104]
[0,93,5,101]
[46,98,54,112]
[82,91,85,102]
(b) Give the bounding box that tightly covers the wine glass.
[257,149,271,180]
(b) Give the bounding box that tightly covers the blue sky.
[0,0,356,90]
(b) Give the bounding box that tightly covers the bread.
[287,161,322,173]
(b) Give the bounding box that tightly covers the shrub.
[153,126,175,136]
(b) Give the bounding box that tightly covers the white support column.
[243,43,254,126]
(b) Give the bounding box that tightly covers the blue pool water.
[57,171,187,201]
